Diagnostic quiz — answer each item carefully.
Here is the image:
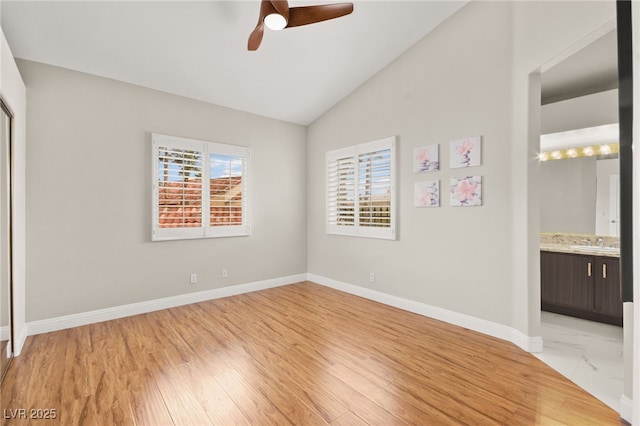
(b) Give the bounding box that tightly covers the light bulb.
[265,13,287,30]
[599,144,612,155]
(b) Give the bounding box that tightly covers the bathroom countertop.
[540,233,620,258]
[540,243,620,258]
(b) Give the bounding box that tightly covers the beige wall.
[308,1,514,325]
[18,60,308,322]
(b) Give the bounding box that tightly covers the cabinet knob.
[603,263,607,279]
[587,262,592,277]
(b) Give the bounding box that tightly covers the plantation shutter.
[208,144,250,238]
[326,136,396,240]
[152,134,250,241]
[358,148,392,228]
[327,149,357,236]
[156,146,204,229]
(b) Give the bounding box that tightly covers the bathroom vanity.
[540,234,622,326]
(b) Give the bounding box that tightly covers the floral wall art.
[414,180,440,207]
[450,176,482,207]
[450,136,481,168]
[413,144,439,173]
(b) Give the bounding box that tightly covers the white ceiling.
[0,0,468,125]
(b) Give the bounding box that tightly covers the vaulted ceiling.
[1,1,468,125]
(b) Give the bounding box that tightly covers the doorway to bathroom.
[536,25,626,413]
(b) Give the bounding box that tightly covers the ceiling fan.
[248,0,354,51]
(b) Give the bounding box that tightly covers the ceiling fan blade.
[248,0,276,51]
[248,23,265,51]
[286,3,353,28]
[269,0,289,21]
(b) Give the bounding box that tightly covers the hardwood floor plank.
[125,368,174,426]
[0,282,623,425]
[54,393,135,426]
[152,365,214,425]
[330,410,369,426]
[214,369,293,425]
[230,354,331,425]
[507,406,573,426]
[176,360,250,426]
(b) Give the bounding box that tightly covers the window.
[326,136,396,240]
[152,134,250,241]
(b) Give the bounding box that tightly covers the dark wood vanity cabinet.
[593,256,623,318]
[541,251,622,326]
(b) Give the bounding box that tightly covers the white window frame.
[152,133,250,241]
[326,136,397,240]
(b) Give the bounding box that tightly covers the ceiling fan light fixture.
[264,13,287,30]
[249,1,354,50]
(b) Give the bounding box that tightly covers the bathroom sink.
[569,245,620,253]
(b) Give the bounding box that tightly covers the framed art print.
[450,176,482,207]
[413,144,439,173]
[415,180,440,207]
[450,136,481,168]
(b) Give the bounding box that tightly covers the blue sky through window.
[210,154,242,179]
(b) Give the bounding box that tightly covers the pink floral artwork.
[450,136,481,168]
[414,180,439,208]
[413,144,439,173]
[450,176,482,207]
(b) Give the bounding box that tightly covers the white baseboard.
[620,394,633,423]
[13,325,27,356]
[307,273,543,353]
[26,274,307,337]
[23,272,543,355]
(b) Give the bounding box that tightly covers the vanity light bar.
[538,143,619,162]
[540,123,619,151]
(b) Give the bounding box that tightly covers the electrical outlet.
[222,268,228,279]
[190,273,197,284]
[369,272,375,283]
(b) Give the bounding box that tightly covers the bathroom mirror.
[540,154,619,236]
[1,99,14,383]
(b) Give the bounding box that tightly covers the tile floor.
[534,311,624,413]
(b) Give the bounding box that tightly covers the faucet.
[580,239,592,247]
[597,237,604,248]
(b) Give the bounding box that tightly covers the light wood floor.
[0,282,625,425]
